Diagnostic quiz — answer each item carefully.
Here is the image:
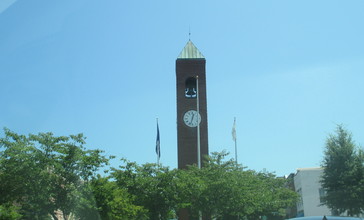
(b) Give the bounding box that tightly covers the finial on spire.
[189,26,191,41]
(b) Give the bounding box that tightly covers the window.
[297,188,303,210]
[319,188,326,203]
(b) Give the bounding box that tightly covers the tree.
[321,125,364,216]
[0,129,52,219]
[111,160,178,220]
[246,171,298,220]
[90,175,147,220]
[0,128,110,219]
[175,151,254,219]
[175,151,298,220]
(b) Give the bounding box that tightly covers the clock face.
[183,110,201,127]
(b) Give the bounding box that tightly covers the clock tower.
[176,40,209,169]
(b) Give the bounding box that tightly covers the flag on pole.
[232,117,237,141]
[232,117,238,164]
[156,121,161,159]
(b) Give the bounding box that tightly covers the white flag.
[232,118,236,141]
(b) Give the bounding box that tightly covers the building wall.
[293,167,332,217]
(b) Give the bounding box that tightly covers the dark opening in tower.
[185,77,197,98]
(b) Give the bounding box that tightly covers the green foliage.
[73,183,101,220]
[247,172,298,219]
[0,203,22,220]
[175,151,298,220]
[321,125,364,216]
[111,160,177,220]
[105,152,297,220]
[90,175,147,220]
[0,128,298,219]
[0,128,109,219]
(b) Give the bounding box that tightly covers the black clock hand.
[191,113,195,124]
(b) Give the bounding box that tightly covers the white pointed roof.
[177,40,205,59]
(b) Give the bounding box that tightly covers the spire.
[177,40,205,59]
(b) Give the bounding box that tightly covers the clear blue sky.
[1,0,363,176]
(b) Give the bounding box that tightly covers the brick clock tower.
[176,40,209,169]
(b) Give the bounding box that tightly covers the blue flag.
[156,122,160,159]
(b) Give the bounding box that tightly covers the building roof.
[295,167,323,177]
[177,40,205,59]
[296,167,323,172]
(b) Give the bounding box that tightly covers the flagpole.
[232,117,241,220]
[234,130,237,164]
[196,75,201,169]
[196,75,202,220]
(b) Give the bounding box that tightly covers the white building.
[293,167,332,217]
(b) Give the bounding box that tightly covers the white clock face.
[183,110,201,127]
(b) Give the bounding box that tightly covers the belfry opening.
[185,77,197,98]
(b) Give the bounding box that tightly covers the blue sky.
[1,0,363,176]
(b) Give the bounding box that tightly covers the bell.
[185,87,196,97]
